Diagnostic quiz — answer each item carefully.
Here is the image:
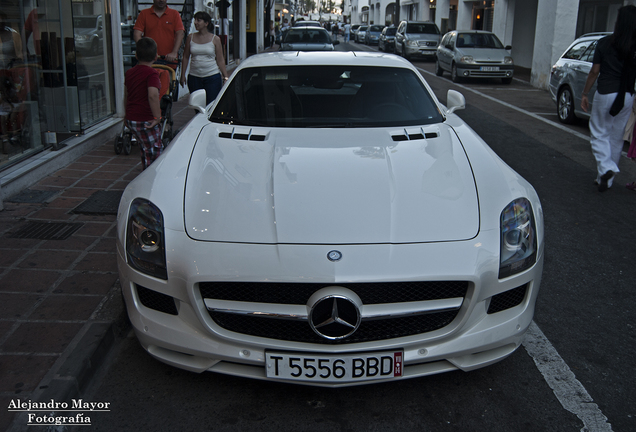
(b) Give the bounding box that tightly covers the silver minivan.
[394,21,440,60]
[549,32,610,124]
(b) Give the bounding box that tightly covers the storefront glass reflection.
[0,0,115,172]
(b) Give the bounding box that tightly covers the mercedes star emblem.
[327,250,342,262]
[309,295,361,340]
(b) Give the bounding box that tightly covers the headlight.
[499,198,537,278]
[126,198,167,280]
[504,56,514,65]
[406,40,419,47]
[459,55,475,64]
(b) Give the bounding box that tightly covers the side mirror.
[188,89,207,114]
[333,40,340,45]
[446,89,465,115]
[505,45,512,50]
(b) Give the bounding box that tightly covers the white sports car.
[117,51,544,387]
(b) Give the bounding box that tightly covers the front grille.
[199,281,467,305]
[487,284,527,314]
[201,281,468,344]
[137,285,178,315]
[209,310,459,344]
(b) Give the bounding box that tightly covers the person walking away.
[332,22,339,40]
[581,5,636,192]
[125,38,163,170]
[180,11,229,106]
[344,22,351,43]
[133,0,184,64]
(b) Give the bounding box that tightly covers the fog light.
[463,71,469,76]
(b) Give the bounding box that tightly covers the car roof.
[293,21,321,27]
[237,51,417,69]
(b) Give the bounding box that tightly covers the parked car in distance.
[356,25,369,43]
[378,26,397,52]
[350,24,360,40]
[549,32,610,124]
[117,51,544,387]
[280,27,339,51]
[394,21,441,60]
[73,15,103,55]
[365,25,385,45]
[293,20,322,27]
[436,30,514,84]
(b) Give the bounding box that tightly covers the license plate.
[266,350,403,383]
[480,66,500,71]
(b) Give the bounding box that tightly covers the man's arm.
[581,63,600,113]
[146,86,162,129]
[133,29,143,43]
[166,30,184,62]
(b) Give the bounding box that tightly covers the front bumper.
[456,64,514,79]
[405,45,437,57]
[117,227,544,387]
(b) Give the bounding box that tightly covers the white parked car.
[436,30,514,84]
[117,51,544,387]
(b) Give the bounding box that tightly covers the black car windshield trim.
[210,65,444,128]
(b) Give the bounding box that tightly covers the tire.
[557,87,576,124]
[114,136,123,154]
[435,60,444,77]
[90,39,99,55]
[401,44,409,60]
[451,64,461,83]
[122,132,132,155]
[501,77,513,84]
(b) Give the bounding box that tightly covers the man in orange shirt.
[133,0,184,63]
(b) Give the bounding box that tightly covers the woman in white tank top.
[180,11,229,105]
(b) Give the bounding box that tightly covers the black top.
[593,35,636,95]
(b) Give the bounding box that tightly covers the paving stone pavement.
[0,98,196,431]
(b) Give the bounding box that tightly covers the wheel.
[114,136,123,154]
[122,132,132,155]
[90,39,99,55]
[451,64,461,83]
[557,87,576,124]
[435,60,444,76]
[501,77,513,84]
[401,44,410,60]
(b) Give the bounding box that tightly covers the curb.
[8,286,130,432]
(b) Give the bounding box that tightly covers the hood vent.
[219,130,267,142]
[391,130,438,142]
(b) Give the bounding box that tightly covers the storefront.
[1,0,116,172]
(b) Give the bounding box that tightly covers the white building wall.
[531,0,578,89]
[435,0,450,30]
[454,0,471,31]
[492,0,514,46]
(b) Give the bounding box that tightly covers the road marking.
[417,66,613,430]
[417,67,591,141]
[523,322,612,432]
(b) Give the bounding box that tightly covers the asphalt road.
[82,42,636,432]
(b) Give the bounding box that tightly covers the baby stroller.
[114,57,180,155]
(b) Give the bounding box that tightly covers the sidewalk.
[0,97,196,431]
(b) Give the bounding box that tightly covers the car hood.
[184,124,479,244]
[456,47,509,62]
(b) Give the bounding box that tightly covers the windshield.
[210,65,443,128]
[386,28,397,36]
[456,33,504,49]
[406,23,439,34]
[283,29,331,44]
